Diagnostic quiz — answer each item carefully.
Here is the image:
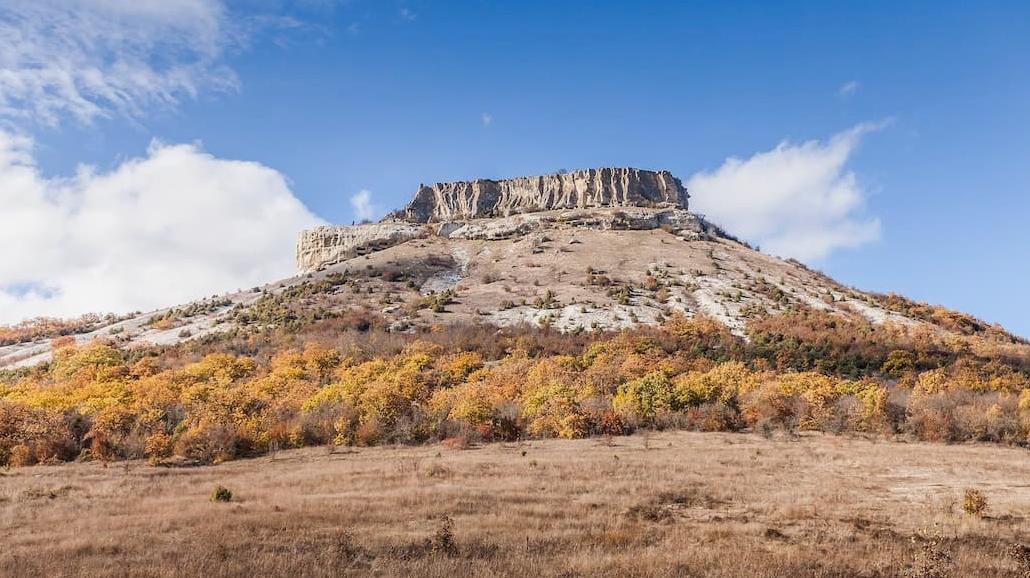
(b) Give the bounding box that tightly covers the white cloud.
[687,122,886,262]
[0,129,324,323]
[481,112,493,128]
[838,80,860,98]
[349,189,379,221]
[0,0,236,126]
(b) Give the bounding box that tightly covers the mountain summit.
[296,168,704,274]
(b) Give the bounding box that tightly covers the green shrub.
[210,485,233,503]
[613,371,675,423]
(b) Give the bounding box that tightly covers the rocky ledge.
[434,207,705,242]
[296,223,425,273]
[296,169,706,272]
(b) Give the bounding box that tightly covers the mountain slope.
[0,208,1022,368]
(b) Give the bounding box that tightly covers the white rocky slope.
[2,208,922,369]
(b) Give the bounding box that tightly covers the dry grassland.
[3,431,1030,577]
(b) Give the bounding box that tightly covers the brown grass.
[2,431,1030,577]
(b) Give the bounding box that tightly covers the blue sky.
[1,1,1029,337]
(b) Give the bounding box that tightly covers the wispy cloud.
[349,189,380,221]
[838,80,860,98]
[0,0,239,127]
[687,121,890,262]
[399,7,416,21]
[481,112,493,128]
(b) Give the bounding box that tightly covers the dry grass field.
[3,431,1030,577]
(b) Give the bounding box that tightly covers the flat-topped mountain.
[3,164,1030,484]
[2,167,1024,369]
[400,167,687,222]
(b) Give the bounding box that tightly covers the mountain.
[1,167,1022,368]
[2,168,1030,469]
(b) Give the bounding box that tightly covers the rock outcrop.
[400,167,687,222]
[296,168,702,272]
[296,223,425,273]
[436,207,705,242]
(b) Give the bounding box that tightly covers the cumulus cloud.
[349,189,380,221]
[0,0,238,126]
[0,130,324,323]
[838,80,860,98]
[687,122,886,262]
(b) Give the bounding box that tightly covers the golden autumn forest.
[2,294,1030,469]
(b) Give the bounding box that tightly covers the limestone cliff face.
[296,223,425,273]
[401,168,687,223]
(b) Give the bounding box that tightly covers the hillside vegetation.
[2,301,1029,467]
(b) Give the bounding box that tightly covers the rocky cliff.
[296,223,425,273]
[400,167,687,222]
[296,168,699,272]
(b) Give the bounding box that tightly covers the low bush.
[210,486,233,503]
[962,488,988,517]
